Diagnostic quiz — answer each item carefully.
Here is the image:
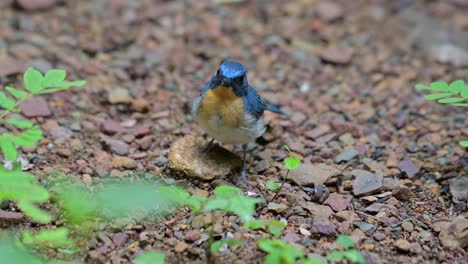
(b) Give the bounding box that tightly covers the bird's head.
[212,61,248,96]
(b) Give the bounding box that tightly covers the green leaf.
[5,86,28,100]
[460,141,468,147]
[284,157,300,171]
[43,70,66,87]
[336,235,355,249]
[414,83,432,90]
[258,239,283,253]
[213,185,241,198]
[245,220,265,230]
[327,250,345,262]
[448,80,465,92]
[18,200,52,224]
[0,91,16,110]
[343,250,365,264]
[438,97,465,104]
[461,89,468,99]
[5,119,33,129]
[134,251,166,264]
[452,103,468,107]
[0,139,18,160]
[303,258,326,264]
[430,81,450,91]
[0,239,45,264]
[22,228,73,249]
[266,180,279,190]
[266,220,285,237]
[13,126,43,148]
[424,93,453,100]
[23,67,44,94]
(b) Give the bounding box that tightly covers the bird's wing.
[200,75,216,96]
[243,85,266,119]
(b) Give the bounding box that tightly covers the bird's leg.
[200,138,215,153]
[240,144,248,180]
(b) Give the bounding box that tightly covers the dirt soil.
[0,0,467,263]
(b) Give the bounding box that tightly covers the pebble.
[398,159,420,178]
[184,230,200,242]
[105,139,129,156]
[430,43,468,67]
[373,232,386,241]
[108,88,132,104]
[50,126,73,139]
[152,156,168,167]
[395,239,411,252]
[323,193,352,211]
[112,233,129,247]
[131,98,150,112]
[352,169,383,196]
[299,227,311,236]
[449,176,468,202]
[354,222,375,235]
[267,202,289,213]
[111,155,136,169]
[0,56,24,76]
[335,148,359,163]
[20,97,51,117]
[82,174,92,185]
[174,241,188,253]
[309,184,330,203]
[282,232,301,243]
[101,120,126,135]
[313,217,336,235]
[289,163,340,186]
[319,47,352,65]
[316,1,344,22]
[167,136,240,180]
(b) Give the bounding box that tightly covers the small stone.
[131,98,151,112]
[354,222,375,236]
[401,221,414,232]
[309,184,330,203]
[55,148,72,157]
[352,170,383,196]
[16,0,59,10]
[168,136,241,180]
[174,241,188,253]
[392,186,414,201]
[282,232,301,243]
[439,215,468,249]
[133,126,152,138]
[50,126,73,139]
[313,217,336,235]
[82,174,92,185]
[335,148,359,163]
[101,120,126,135]
[299,227,311,236]
[395,239,410,252]
[316,1,344,22]
[449,176,468,202]
[184,230,200,242]
[289,163,340,186]
[410,242,422,254]
[319,47,352,65]
[334,211,357,222]
[430,44,468,67]
[108,88,131,104]
[112,233,128,247]
[20,97,51,117]
[373,232,386,241]
[0,56,24,76]
[323,193,352,212]
[398,159,420,178]
[111,155,136,169]
[152,156,168,167]
[105,139,129,156]
[268,202,289,213]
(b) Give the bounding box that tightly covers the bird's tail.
[266,103,286,115]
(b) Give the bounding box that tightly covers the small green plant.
[327,235,365,264]
[415,80,468,147]
[134,251,166,264]
[269,145,301,202]
[258,239,324,264]
[0,67,85,223]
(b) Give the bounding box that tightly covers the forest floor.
[0,0,467,263]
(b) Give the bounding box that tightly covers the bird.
[192,60,284,180]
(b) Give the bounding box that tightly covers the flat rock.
[168,135,241,180]
[395,239,410,252]
[430,43,468,67]
[439,216,468,249]
[324,193,352,211]
[289,163,340,186]
[50,126,73,139]
[282,232,301,243]
[0,56,24,76]
[398,159,420,178]
[267,202,289,213]
[105,138,129,156]
[352,169,383,196]
[312,216,336,235]
[315,1,344,22]
[319,47,352,65]
[449,176,468,202]
[20,97,51,117]
[108,88,132,104]
[111,155,136,169]
[101,120,126,135]
[335,148,359,163]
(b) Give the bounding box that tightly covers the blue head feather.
[219,61,246,79]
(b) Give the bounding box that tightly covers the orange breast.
[199,86,244,127]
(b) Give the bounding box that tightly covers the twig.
[269,170,290,203]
